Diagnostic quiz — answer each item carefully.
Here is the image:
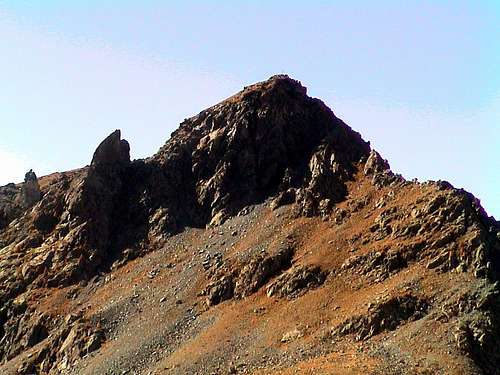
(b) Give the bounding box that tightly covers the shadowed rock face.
[0,75,499,374]
[141,75,370,229]
[98,75,371,253]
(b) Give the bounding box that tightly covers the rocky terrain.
[0,75,499,374]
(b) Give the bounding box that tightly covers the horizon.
[0,1,498,217]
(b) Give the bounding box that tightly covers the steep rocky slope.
[0,75,499,375]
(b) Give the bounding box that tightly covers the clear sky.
[0,1,499,217]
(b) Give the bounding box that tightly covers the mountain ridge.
[0,75,499,374]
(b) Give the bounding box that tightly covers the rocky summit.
[0,75,499,375]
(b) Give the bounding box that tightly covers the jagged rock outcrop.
[15,314,104,375]
[0,170,41,231]
[266,264,326,299]
[203,246,295,306]
[0,130,133,371]
[0,130,132,293]
[91,129,130,166]
[363,149,402,187]
[331,294,429,341]
[20,170,41,207]
[363,150,389,176]
[451,281,500,375]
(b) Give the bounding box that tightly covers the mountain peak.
[239,74,307,97]
[1,77,499,375]
[151,74,370,228]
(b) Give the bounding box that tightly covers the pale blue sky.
[0,1,499,217]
